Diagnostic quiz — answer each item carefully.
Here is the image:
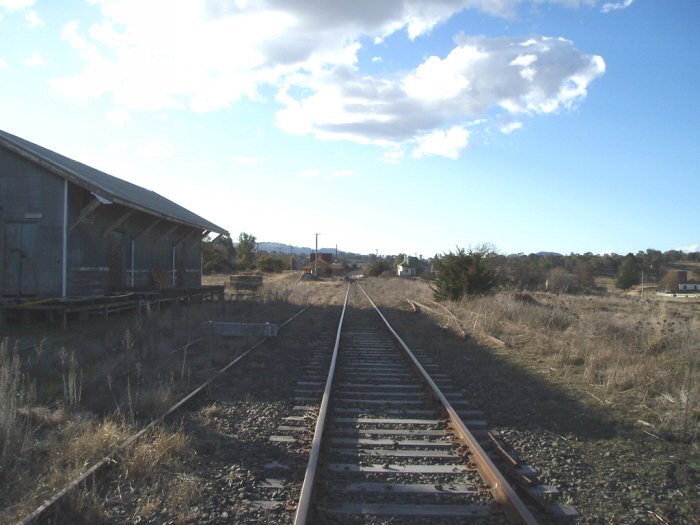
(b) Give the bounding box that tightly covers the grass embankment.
[0,273,313,523]
[367,276,699,442]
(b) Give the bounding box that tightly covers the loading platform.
[0,285,225,330]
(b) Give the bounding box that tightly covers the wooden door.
[107,231,126,291]
[3,222,38,296]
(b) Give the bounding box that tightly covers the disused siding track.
[17,282,572,524]
[17,304,312,525]
[294,282,540,524]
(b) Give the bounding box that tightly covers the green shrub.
[431,247,498,301]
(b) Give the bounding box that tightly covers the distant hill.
[256,242,312,255]
[507,251,563,258]
[249,242,362,258]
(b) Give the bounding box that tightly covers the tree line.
[202,232,308,274]
[372,246,699,300]
[204,234,698,300]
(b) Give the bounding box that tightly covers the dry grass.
[0,301,221,521]
[121,425,190,478]
[199,402,226,423]
[0,276,309,523]
[471,293,699,442]
[0,339,36,471]
[118,425,197,522]
[364,277,700,443]
[132,473,200,521]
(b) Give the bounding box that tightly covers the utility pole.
[314,233,320,275]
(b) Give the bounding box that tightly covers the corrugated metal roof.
[0,129,229,235]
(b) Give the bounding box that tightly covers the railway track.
[15,280,574,524]
[293,282,548,524]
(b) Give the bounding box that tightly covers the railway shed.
[0,129,228,324]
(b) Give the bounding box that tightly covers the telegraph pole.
[314,233,320,275]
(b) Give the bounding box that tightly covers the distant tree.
[575,261,596,290]
[258,253,288,273]
[615,254,639,290]
[367,259,393,277]
[202,235,235,274]
[660,270,680,293]
[236,232,257,270]
[665,250,683,262]
[431,246,498,301]
[506,254,546,290]
[547,267,572,293]
[644,249,664,280]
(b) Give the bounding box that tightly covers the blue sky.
[1,0,698,257]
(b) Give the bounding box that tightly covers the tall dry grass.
[454,292,699,442]
[364,277,699,443]
[0,339,36,471]
[0,300,226,523]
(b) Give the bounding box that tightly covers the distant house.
[672,270,700,291]
[303,253,338,275]
[397,255,431,277]
[0,129,228,298]
[679,280,700,291]
[397,255,416,277]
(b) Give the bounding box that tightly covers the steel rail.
[17,304,311,525]
[293,283,350,524]
[357,282,540,525]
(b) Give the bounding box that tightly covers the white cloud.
[24,50,45,66]
[0,0,35,10]
[51,1,604,160]
[25,9,42,27]
[107,108,130,127]
[137,139,173,158]
[276,35,603,158]
[371,56,383,64]
[383,147,406,164]
[500,120,523,134]
[413,125,469,159]
[108,142,127,152]
[601,0,634,13]
[231,156,262,164]
[0,58,7,68]
[53,1,602,110]
[299,169,321,178]
[326,169,353,180]
[404,46,484,101]
[679,243,699,253]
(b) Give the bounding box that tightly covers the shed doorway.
[2,222,38,296]
[107,231,127,291]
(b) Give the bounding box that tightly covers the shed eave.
[0,132,229,236]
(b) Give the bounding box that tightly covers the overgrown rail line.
[17,281,575,524]
[17,304,312,525]
[294,282,545,524]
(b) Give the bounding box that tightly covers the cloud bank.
[50,0,605,159]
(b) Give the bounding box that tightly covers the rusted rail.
[293,284,350,524]
[359,283,539,524]
[293,281,541,524]
[17,305,311,525]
